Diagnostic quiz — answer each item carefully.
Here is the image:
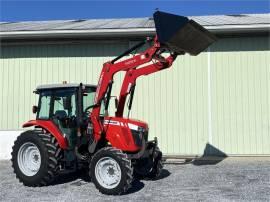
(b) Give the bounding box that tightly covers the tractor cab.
[33,83,98,149]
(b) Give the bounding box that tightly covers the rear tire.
[11,130,63,186]
[90,147,133,195]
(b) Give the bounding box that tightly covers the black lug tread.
[49,157,58,165]
[51,137,56,143]
[38,133,51,139]
[55,148,62,158]
[46,144,57,151]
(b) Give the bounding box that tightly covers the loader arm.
[90,37,162,141]
[115,52,178,117]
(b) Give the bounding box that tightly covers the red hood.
[104,116,148,130]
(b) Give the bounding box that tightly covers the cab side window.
[38,94,51,119]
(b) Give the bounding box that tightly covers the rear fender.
[23,120,68,149]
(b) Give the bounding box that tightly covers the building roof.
[1,13,269,40]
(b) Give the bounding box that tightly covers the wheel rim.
[95,157,122,189]
[17,142,41,176]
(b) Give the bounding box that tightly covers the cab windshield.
[83,87,105,115]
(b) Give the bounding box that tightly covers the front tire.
[11,130,62,186]
[134,146,163,179]
[90,147,133,195]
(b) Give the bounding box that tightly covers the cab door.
[51,89,78,149]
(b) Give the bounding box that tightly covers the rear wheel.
[11,130,62,186]
[90,147,133,195]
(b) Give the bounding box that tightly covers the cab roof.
[35,83,97,92]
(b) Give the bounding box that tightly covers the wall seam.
[207,47,213,145]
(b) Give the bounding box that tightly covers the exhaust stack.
[154,11,217,55]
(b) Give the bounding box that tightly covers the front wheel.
[89,147,133,195]
[134,146,163,179]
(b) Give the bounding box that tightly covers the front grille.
[131,128,148,146]
[144,130,148,142]
[131,129,143,147]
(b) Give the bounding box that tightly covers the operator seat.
[53,110,68,128]
[54,110,68,120]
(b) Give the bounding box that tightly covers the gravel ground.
[0,158,269,202]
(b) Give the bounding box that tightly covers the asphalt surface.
[0,158,269,202]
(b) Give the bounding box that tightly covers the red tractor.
[11,11,216,195]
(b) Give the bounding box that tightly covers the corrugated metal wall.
[0,41,128,129]
[0,36,269,156]
[131,50,209,155]
[210,37,270,155]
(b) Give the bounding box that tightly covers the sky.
[0,0,270,22]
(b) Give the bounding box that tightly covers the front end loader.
[11,11,216,195]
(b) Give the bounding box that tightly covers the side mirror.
[63,97,71,110]
[32,105,38,114]
[114,98,119,109]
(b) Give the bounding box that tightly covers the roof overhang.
[0,24,269,41]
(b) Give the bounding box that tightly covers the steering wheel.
[84,104,96,113]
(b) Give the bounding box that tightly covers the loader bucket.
[153,11,217,55]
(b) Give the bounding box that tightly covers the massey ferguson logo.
[125,59,136,66]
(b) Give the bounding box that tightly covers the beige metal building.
[0,13,270,158]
